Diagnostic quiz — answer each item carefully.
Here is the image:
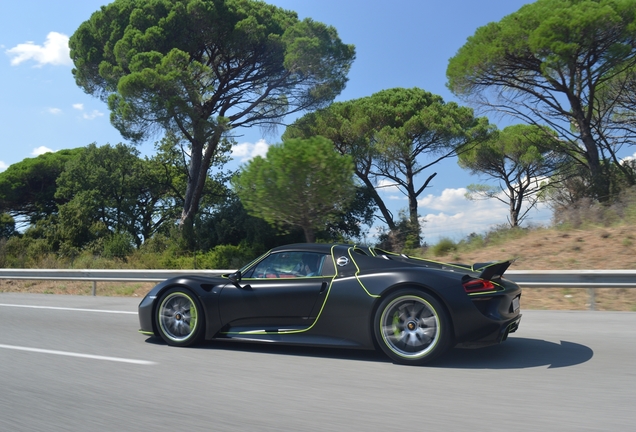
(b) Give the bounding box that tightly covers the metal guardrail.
[506,270,636,288]
[0,269,233,296]
[505,270,636,310]
[1,268,634,309]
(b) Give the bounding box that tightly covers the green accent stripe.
[348,247,381,298]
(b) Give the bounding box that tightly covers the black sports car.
[138,243,521,365]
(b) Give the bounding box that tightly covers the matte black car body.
[139,243,521,365]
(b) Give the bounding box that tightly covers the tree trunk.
[179,128,224,247]
[358,172,396,230]
[302,225,316,243]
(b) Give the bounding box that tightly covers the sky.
[1,0,560,243]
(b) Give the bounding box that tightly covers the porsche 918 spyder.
[138,243,521,365]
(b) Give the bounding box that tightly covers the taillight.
[463,278,496,293]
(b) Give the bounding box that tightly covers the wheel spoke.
[158,292,199,342]
[380,294,441,359]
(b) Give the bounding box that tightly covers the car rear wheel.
[156,288,204,347]
[374,289,450,365]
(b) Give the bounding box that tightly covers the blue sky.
[1,0,559,243]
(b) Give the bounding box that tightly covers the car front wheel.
[156,288,205,347]
[374,289,450,365]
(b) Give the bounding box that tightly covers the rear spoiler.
[474,259,515,281]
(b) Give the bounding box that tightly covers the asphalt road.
[0,292,634,431]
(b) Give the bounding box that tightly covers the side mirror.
[228,270,242,284]
[228,271,251,290]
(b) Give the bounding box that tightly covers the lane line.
[0,344,156,365]
[0,303,136,314]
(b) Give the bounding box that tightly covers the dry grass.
[1,224,636,311]
[426,225,636,311]
[0,280,155,297]
[432,225,636,270]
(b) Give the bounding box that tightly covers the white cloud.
[82,110,104,120]
[621,152,636,164]
[72,103,104,120]
[47,107,62,115]
[231,139,269,162]
[417,187,552,243]
[6,32,72,67]
[32,146,54,156]
[419,188,470,213]
[0,161,7,172]
[376,178,400,192]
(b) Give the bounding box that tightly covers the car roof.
[269,243,354,254]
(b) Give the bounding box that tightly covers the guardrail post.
[92,281,96,296]
[588,288,595,311]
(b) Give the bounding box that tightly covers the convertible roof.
[269,243,349,254]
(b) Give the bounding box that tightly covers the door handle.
[319,281,328,293]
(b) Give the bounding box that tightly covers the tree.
[195,194,304,251]
[69,0,355,240]
[0,213,16,239]
[367,88,490,246]
[283,100,397,230]
[55,143,175,247]
[285,88,490,246]
[458,124,565,227]
[233,136,355,243]
[0,149,84,226]
[447,0,636,202]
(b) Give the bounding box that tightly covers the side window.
[243,252,328,279]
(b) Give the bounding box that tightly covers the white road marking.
[0,344,156,365]
[0,303,136,314]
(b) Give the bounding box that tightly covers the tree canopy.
[232,136,355,243]
[285,87,490,246]
[55,143,174,247]
[0,149,84,226]
[458,124,564,227]
[69,0,355,240]
[447,0,636,201]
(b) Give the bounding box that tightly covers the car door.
[218,251,330,331]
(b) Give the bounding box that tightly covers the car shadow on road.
[145,335,593,368]
[431,336,594,369]
[144,335,390,362]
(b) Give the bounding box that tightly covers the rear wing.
[475,260,515,281]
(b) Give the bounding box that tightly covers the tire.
[156,288,205,347]
[373,289,451,365]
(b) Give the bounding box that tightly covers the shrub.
[102,232,135,260]
[430,238,457,256]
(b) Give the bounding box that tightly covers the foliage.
[233,136,356,243]
[0,235,54,268]
[375,210,423,252]
[0,149,83,225]
[54,143,176,248]
[283,97,397,230]
[194,195,304,251]
[553,185,636,228]
[102,232,136,260]
[0,213,17,239]
[447,0,636,202]
[285,87,491,245]
[191,244,256,270]
[429,238,458,257]
[459,124,565,227]
[69,0,355,239]
[320,185,377,242]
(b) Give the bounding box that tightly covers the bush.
[102,232,135,260]
[187,244,256,270]
[429,238,457,256]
